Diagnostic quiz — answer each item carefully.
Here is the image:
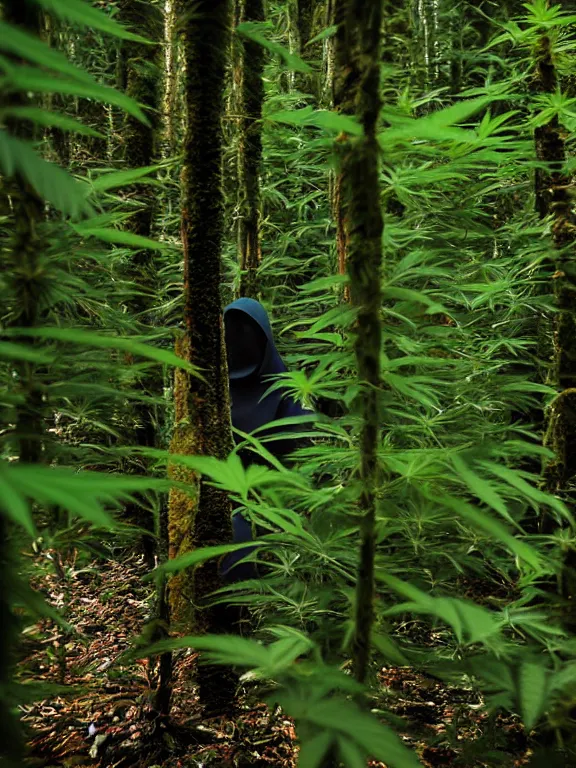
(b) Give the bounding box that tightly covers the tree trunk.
[237,0,265,299]
[331,0,357,300]
[167,0,236,716]
[335,0,384,690]
[116,0,163,565]
[531,30,576,739]
[535,34,576,498]
[294,0,324,98]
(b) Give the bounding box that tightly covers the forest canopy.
[1,0,576,766]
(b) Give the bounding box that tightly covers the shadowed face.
[224,309,267,379]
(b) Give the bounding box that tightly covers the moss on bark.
[534,33,576,490]
[237,0,265,300]
[167,0,236,715]
[532,20,576,670]
[335,0,384,688]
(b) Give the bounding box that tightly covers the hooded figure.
[221,298,312,580]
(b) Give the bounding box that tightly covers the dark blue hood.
[224,298,301,443]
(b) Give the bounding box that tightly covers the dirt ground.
[19,554,532,768]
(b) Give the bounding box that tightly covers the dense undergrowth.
[1,0,576,766]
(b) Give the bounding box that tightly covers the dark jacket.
[221,298,313,580]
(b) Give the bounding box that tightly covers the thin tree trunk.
[163,0,181,156]
[335,0,384,690]
[536,34,576,498]
[332,0,356,300]
[295,0,324,98]
[237,0,265,299]
[167,0,236,716]
[116,0,173,717]
[117,0,163,565]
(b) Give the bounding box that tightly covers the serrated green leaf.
[90,164,166,192]
[380,96,496,146]
[0,68,149,125]
[237,21,312,73]
[0,21,97,84]
[7,466,115,528]
[0,464,37,537]
[371,632,410,666]
[267,106,362,136]
[0,130,92,218]
[451,454,514,524]
[478,461,570,521]
[32,0,151,43]
[337,736,367,768]
[129,633,270,669]
[434,492,543,570]
[519,662,548,729]
[0,107,105,138]
[149,543,262,580]
[71,224,169,251]
[306,25,337,45]
[3,327,201,375]
[305,699,422,767]
[298,731,334,768]
[378,573,499,644]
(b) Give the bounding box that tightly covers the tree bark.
[335,0,384,689]
[532,20,576,686]
[534,33,576,496]
[237,0,265,299]
[116,0,164,565]
[167,0,236,716]
[332,0,357,300]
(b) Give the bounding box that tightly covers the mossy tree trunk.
[335,0,384,687]
[295,0,324,98]
[532,26,576,651]
[331,0,357,300]
[237,0,265,299]
[168,0,236,716]
[535,33,576,496]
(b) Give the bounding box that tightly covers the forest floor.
[20,553,533,768]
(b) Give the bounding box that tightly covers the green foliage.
[4,0,576,765]
[32,0,151,43]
